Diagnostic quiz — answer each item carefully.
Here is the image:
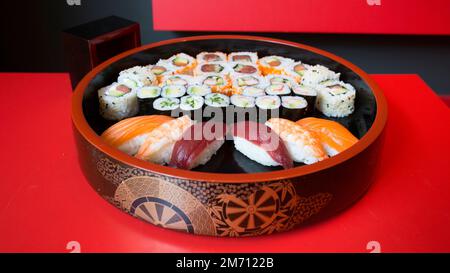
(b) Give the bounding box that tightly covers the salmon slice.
[101,115,173,155]
[135,115,195,164]
[296,117,358,156]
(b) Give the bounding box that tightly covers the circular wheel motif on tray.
[131,197,193,233]
[222,186,280,232]
[114,176,216,235]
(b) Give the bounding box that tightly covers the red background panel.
[0,73,449,253]
[152,0,450,35]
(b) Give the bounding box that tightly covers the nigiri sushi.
[135,115,195,164]
[296,117,358,156]
[170,122,227,170]
[265,118,328,165]
[232,121,293,169]
[101,115,173,156]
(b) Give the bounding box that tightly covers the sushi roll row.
[98,52,356,121]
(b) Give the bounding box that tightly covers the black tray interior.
[82,39,377,173]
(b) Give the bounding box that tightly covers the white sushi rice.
[118,66,156,88]
[194,61,230,76]
[180,95,204,111]
[232,75,267,94]
[315,81,356,117]
[242,86,266,97]
[301,65,340,87]
[265,74,296,88]
[98,84,138,121]
[161,74,197,86]
[164,53,196,72]
[186,84,212,96]
[228,62,260,77]
[292,84,318,96]
[233,136,280,167]
[196,52,227,63]
[286,62,311,82]
[228,52,258,63]
[230,95,255,108]
[259,56,294,71]
[146,62,174,78]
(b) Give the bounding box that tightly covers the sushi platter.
[72,35,387,236]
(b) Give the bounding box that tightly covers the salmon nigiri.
[265,118,328,165]
[101,115,173,156]
[296,117,358,156]
[135,115,195,165]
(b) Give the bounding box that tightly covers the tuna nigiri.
[265,118,328,165]
[135,115,195,164]
[296,117,358,156]
[232,121,293,169]
[101,115,173,156]
[170,122,227,170]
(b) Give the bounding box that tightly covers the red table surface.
[0,73,449,253]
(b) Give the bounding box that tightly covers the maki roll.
[194,61,229,76]
[166,53,197,75]
[161,85,186,98]
[200,74,231,96]
[255,95,281,122]
[301,65,340,87]
[228,52,258,63]
[242,86,266,97]
[266,74,296,88]
[229,62,260,77]
[231,75,266,95]
[153,97,180,116]
[204,93,230,123]
[265,84,291,96]
[196,52,227,63]
[137,86,161,115]
[118,66,156,88]
[161,74,196,87]
[315,81,356,118]
[230,95,255,108]
[186,84,212,96]
[98,83,138,121]
[286,61,310,83]
[258,56,294,76]
[180,95,204,122]
[230,95,257,123]
[292,84,318,115]
[147,62,173,84]
[281,96,308,121]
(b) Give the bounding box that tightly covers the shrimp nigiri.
[135,115,195,165]
[265,118,328,165]
[101,115,173,156]
[232,121,293,169]
[296,117,358,156]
